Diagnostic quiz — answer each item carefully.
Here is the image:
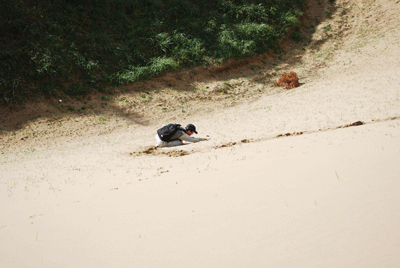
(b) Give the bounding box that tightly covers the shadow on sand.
[0,0,337,133]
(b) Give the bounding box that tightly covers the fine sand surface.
[1,0,400,267]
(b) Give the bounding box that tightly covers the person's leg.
[155,135,183,147]
[155,135,167,147]
[165,140,184,147]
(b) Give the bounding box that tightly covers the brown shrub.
[274,71,299,89]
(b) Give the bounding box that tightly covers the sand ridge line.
[129,146,192,157]
[250,116,400,143]
[130,116,400,157]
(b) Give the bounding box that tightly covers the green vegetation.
[0,0,305,104]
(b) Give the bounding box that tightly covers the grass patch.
[0,0,305,105]
[98,115,110,123]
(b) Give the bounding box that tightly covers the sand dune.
[1,0,400,267]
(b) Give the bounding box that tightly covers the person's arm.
[179,132,206,143]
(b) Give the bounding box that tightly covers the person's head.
[185,123,198,136]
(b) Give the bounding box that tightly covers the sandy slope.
[2,120,400,268]
[1,0,400,267]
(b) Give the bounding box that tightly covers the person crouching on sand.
[155,123,210,147]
